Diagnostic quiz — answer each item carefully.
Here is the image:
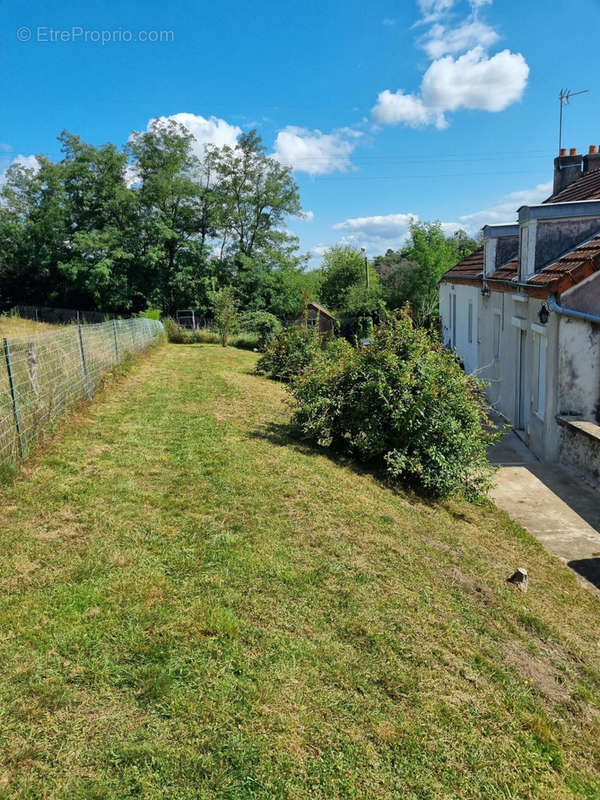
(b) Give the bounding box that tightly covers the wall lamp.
[538,303,550,325]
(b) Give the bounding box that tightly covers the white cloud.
[372,90,446,128]
[417,0,456,22]
[1,153,39,177]
[12,154,40,171]
[334,212,417,241]
[332,212,464,253]
[273,126,362,175]
[146,112,242,159]
[422,47,529,112]
[323,178,552,256]
[373,1,529,128]
[298,210,314,222]
[422,20,499,58]
[383,17,397,26]
[458,181,552,231]
[0,154,40,190]
[312,244,329,257]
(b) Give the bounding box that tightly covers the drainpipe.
[548,294,600,324]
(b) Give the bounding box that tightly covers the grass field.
[0,314,57,338]
[1,343,600,799]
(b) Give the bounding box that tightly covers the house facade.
[440,146,600,487]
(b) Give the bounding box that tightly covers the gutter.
[548,294,600,324]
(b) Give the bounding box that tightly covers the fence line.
[0,317,163,470]
[11,305,126,325]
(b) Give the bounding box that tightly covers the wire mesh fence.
[0,317,163,469]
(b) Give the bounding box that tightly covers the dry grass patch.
[0,314,58,338]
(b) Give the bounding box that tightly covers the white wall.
[477,290,560,461]
[558,315,600,420]
[440,283,479,374]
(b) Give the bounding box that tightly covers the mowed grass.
[1,343,600,799]
[0,315,57,338]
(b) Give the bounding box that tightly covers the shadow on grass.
[249,417,496,521]
[248,419,436,509]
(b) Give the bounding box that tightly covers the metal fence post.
[3,338,23,458]
[77,325,91,398]
[112,319,119,363]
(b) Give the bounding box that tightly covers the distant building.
[440,145,600,487]
[296,301,336,338]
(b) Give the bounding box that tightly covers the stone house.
[440,146,600,487]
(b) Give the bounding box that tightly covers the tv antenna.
[559,88,589,154]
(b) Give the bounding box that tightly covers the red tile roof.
[527,235,600,290]
[485,235,600,296]
[544,170,600,203]
[440,247,484,284]
[488,256,518,283]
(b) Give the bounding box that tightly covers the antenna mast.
[559,88,589,154]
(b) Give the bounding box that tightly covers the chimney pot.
[570,148,578,156]
[560,148,567,156]
[590,145,598,155]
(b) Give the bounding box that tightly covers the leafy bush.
[138,308,162,320]
[240,311,281,351]
[288,312,496,499]
[163,317,194,343]
[255,325,321,381]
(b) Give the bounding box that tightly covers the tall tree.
[129,119,216,312]
[57,132,140,310]
[212,131,301,260]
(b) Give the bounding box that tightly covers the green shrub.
[240,311,281,351]
[255,325,321,381]
[138,308,162,320]
[288,312,496,499]
[163,317,194,343]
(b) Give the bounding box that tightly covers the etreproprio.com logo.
[16,26,175,44]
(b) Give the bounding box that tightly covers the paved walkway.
[489,431,600,594]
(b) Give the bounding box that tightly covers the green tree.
[212,131,301,259]
[376,222,478,327]
[129,119,217,312]
[318,245,372,312]
[57,132,140,310]
[210,286,238,347]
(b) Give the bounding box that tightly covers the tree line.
[0,123,316,318]
[0,121,478,325]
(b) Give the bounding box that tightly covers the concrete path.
[489,431,600,594]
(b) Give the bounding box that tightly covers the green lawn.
[1,343,600,799]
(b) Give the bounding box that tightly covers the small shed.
[296,301,336,338]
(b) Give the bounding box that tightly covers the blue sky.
[2,0,600,265]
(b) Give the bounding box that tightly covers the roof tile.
[545,169,600,203]
[441,247,484,282]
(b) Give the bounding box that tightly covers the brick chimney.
[583,145,600,174]
[553,147,583,195]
